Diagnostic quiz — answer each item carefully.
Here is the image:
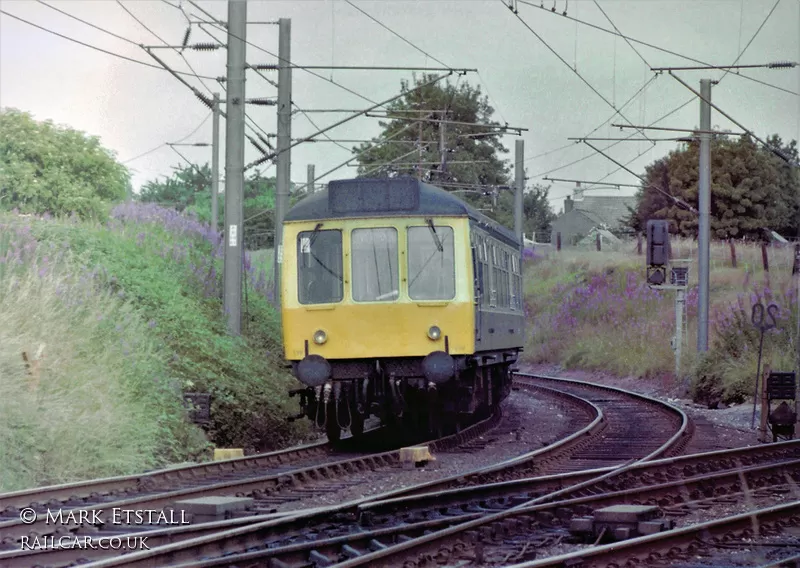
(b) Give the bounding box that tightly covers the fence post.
[793,243,800,275]
[637,233,642,255]
[729,240,737,268]
[595,232,601,251]
[761,242,769,272]
[556,232,561,252]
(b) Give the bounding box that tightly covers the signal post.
[646,220,690,379]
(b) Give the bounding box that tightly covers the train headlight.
[427,326,441,340]
[313,329,328,345]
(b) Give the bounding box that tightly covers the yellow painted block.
[213,448,244,461]
[399,446,434,463]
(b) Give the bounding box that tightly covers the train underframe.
[288,350,519,442]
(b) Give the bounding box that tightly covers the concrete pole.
[439,111,447,181]
[222,0,246,336]
[675,288,685,378]
[697,79,712,352]
[211,92,220,233]
[515,139,524,248]
[307,164,315,194]
[273,18,292,308]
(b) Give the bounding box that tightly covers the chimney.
[573,181,584,201]
[564,196,573,213]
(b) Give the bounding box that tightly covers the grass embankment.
[0,205,310,492]
[522,240,798,406]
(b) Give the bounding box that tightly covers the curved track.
[32,373,700,567]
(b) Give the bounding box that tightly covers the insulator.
[256,133,275,151]
[191,43,221,51]
[194,91,213,110]
[767,61,796,69]
[247,98,277,106]
[251,63,278,71]
[181,27,191,50]
[246,135,266,155]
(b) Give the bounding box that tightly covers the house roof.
[571,195,637,229]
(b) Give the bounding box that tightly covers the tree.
[352,74,535,228]
[0,108,130,219]
[631,134,799,240]
[138,163,294,249]
[492,184,557,238]
[354,75,509,184]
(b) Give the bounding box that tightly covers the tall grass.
[31,204,311,453]
[0,220,206,491]
[523,238,799,404]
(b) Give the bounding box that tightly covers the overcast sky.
[1,0,798,213]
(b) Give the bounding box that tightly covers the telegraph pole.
[273,17,291,307]
[697,79,712,352]
[211,92,220,233]
[514,139,524,247]
[307,164,315,194]
[223,0,247,335]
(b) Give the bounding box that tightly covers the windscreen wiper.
[309,223,324,246]
[426,219,444,252]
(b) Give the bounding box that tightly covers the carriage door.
[472,240,483,343]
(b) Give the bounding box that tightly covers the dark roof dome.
[284,176,519,247]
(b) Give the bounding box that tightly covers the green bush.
[0,109,130,220]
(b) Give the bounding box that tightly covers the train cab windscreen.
[407,225,455,300]
[297,229,343,304]
[351,227,399,302]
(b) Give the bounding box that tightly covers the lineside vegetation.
[522,240,798,407]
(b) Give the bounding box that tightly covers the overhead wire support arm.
[244,71,454,171]
[144,43,223,50]
[569,136,692,142]
[652,62,797,72]
[581,140,698,215]
[362,113,528,133]
[247,64,476,72]
[611,124,745,136]
[667,71,799,166]
[543,176,640,188]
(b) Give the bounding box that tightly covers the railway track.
[12,440,790,568]
[0,408,507,549]
[13,373,701,567]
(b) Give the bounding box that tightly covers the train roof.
[284,176,521,248]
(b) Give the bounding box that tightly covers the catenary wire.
[503,0,654,143]
[592,0,650,67]
[517,0,798,97]
[116,0,216,95]
[343,0,510,124]
[122,112,212,164]
[0,9,217,80]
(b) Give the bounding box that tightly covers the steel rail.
[0,439,334,512]
[300,373,694,567]
[0,406,502,546]
[29,384,599,567]
[59,446,800,567]
[512,501,800,568]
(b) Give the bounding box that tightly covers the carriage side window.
[408,225,455,300]
[352,227,399,302]
[489,244,498,307]
[297,229,343,305]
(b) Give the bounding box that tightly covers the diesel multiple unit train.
[281,177,524,441]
